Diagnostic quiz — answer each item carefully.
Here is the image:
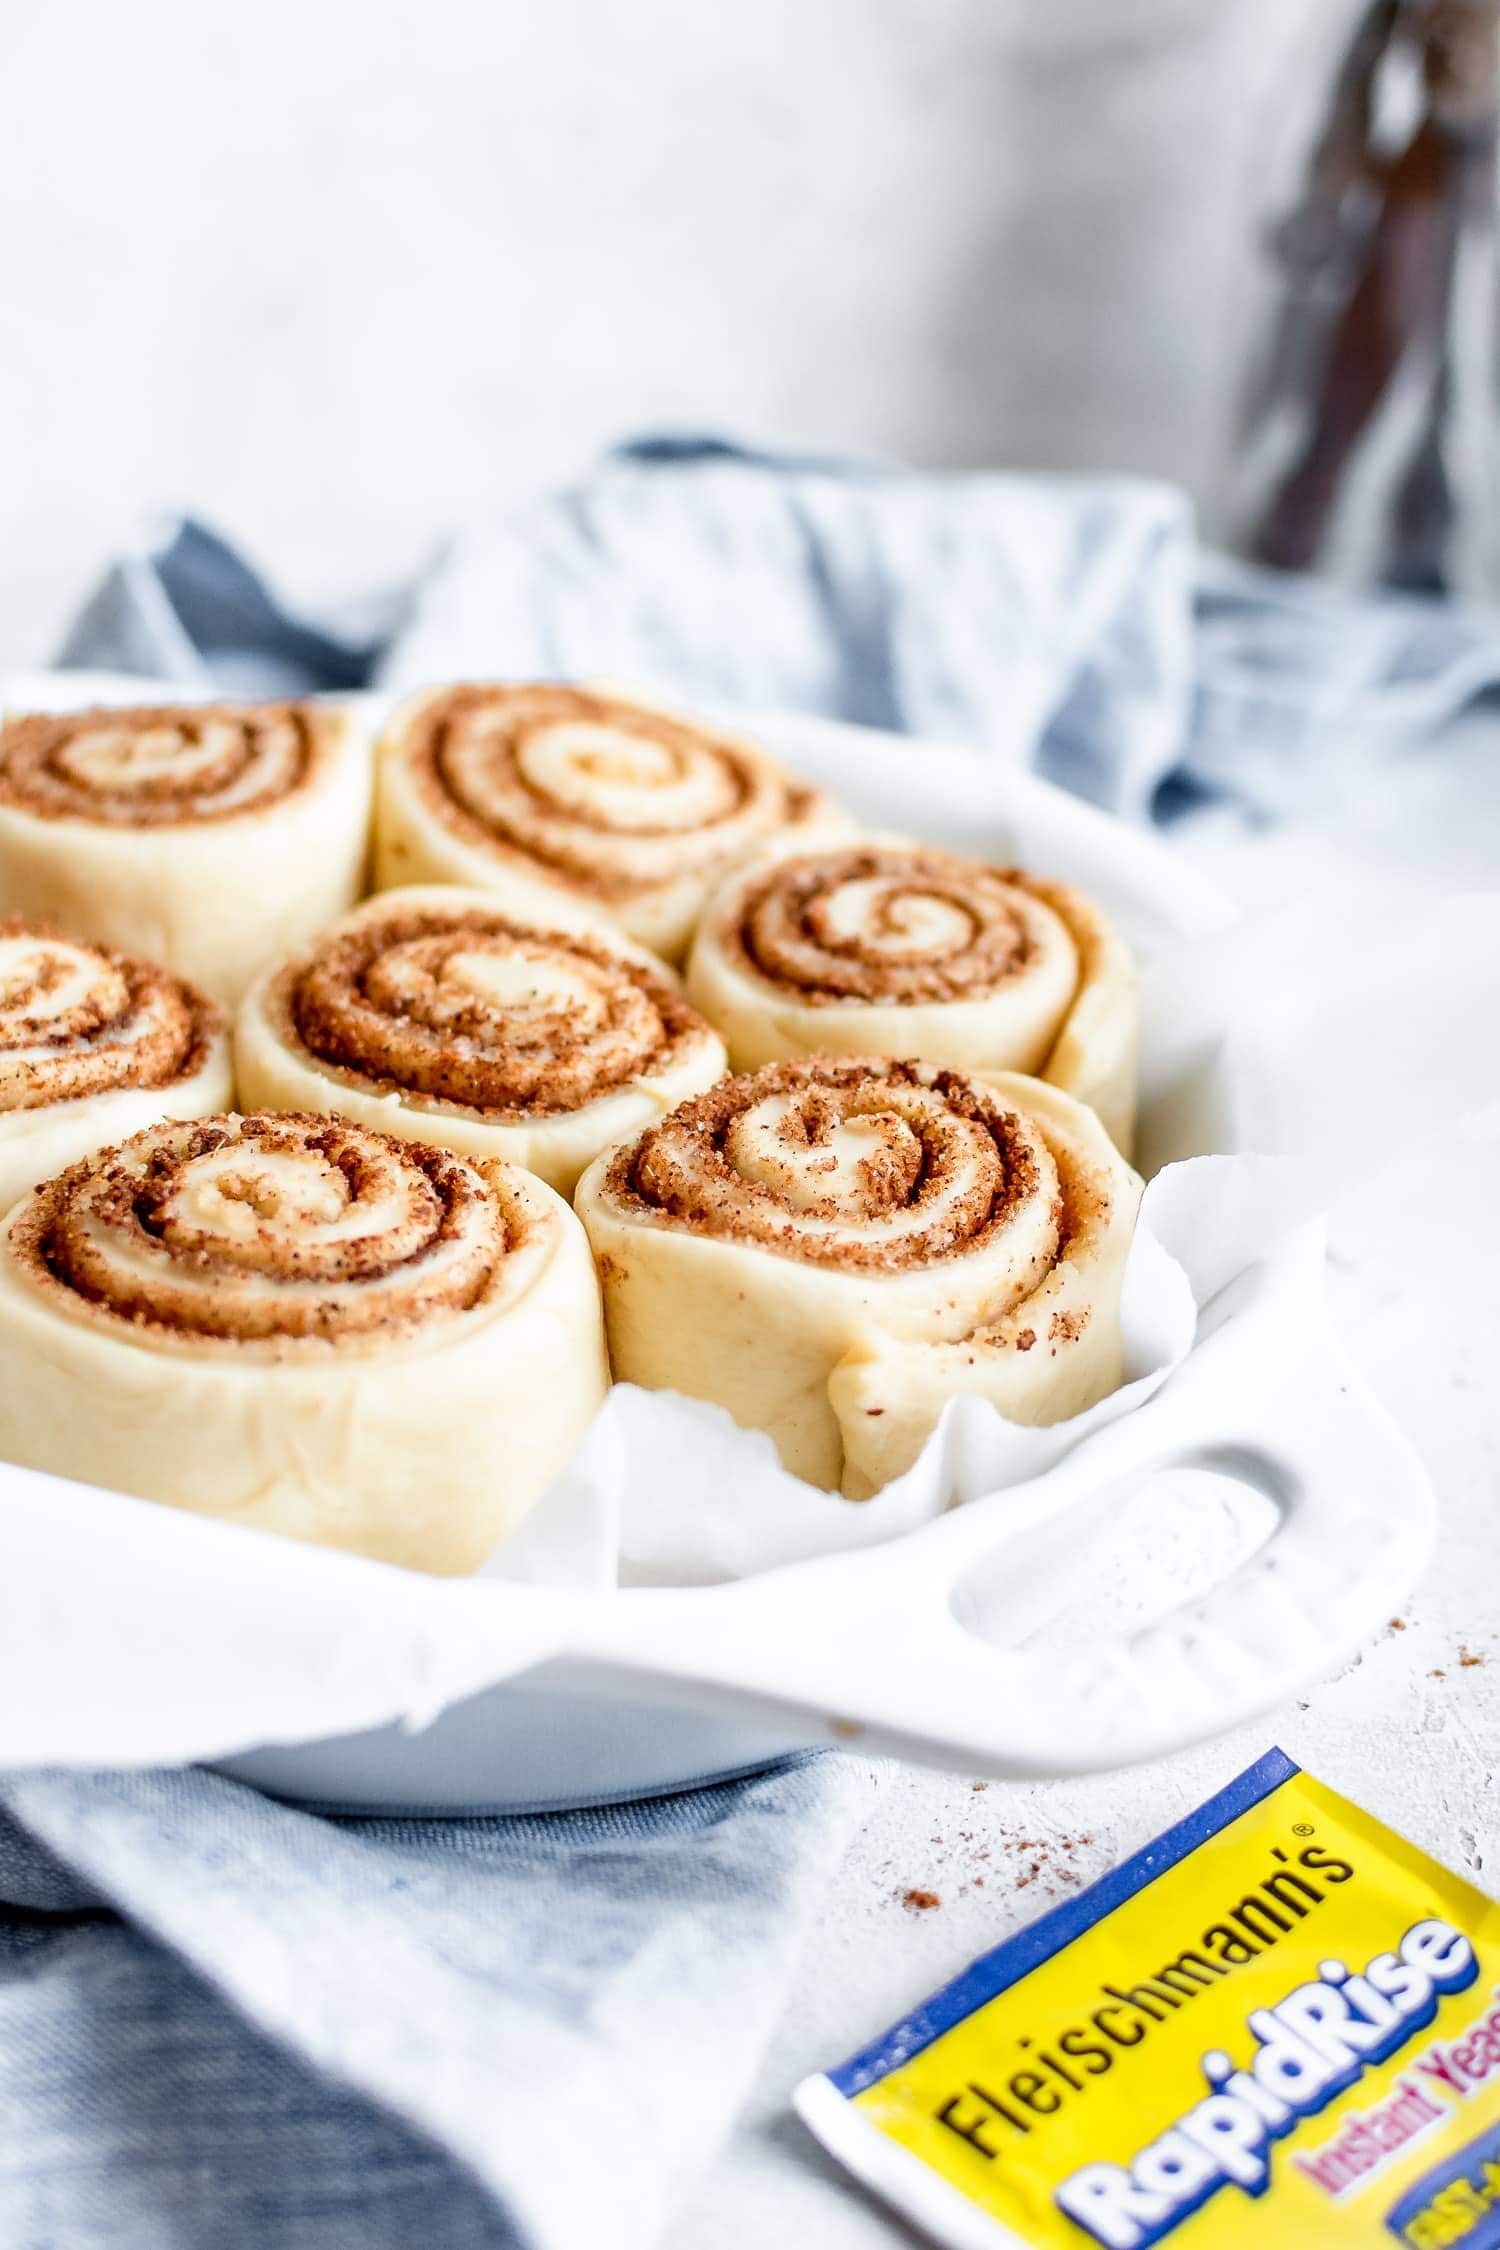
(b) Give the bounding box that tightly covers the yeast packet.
[797,1749,1500,2248]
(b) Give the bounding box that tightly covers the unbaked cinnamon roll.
[236,883,728,1196]
[0,919,231,1211]
[574,1057,1140,1494]
[687,839,1138,1152]
[0,701,374,1005]
[0,1111,607,1572]
[373,683,846,962]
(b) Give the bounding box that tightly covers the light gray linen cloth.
[11,436,1500,2250]
[1,1758,868,2250]
[58,437,1500,824]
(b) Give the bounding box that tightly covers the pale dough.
[575,1060,1140,1494]
[0,701,375,1006]
[0,1112,609,1574]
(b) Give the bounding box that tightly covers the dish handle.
[580,1249,1435,1779]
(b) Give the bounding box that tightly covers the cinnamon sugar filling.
[0,920,219,1111]
[10,1111,525,1353]
[607,1057,1077,1276]
[0,703,327,826]
[727,845,1075,1006]
[276,902,706,1119]
[403,684,824,900]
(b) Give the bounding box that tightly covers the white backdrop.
[0,0,1348,666]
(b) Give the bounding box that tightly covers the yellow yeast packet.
[797,1750,1500,2249]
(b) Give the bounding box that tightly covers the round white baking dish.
[0,689,1434,1811]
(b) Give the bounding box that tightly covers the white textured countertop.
[668,754,1500,2249]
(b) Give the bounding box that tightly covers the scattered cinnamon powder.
[901,1888,942,1912]
[895,1815,1096,1911]
[1004,1831,1096,1893]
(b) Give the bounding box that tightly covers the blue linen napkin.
[0,1758,872,2250]
[56,437,1500,825]
[13,434,1500,2250]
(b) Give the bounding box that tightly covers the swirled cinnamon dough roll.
[687,838,1138,1152]
[0,919,231,1211]
[575,1058,1139,1495]
[236,884,728,1197]
[373,682,846,963]
[0,1112,607,1573]
[0,701,374,1006]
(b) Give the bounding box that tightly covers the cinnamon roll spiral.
[687,839,1139,1152]
[374,683,847,962]
[0,1111,608,1571]
[0,701,374,1005]
[574,1058,1141,1493]
[0,919,230,1210]
[236,883,728,1195]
